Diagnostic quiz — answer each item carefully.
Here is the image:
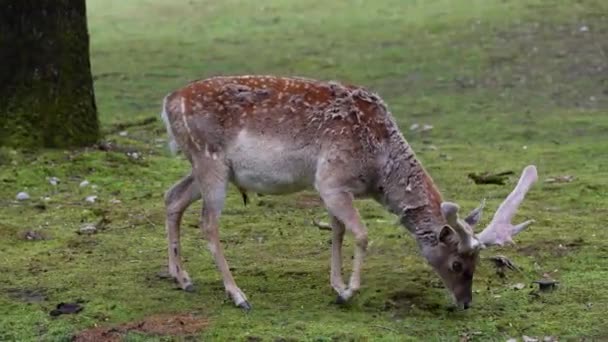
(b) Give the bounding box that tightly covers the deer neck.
[377,136,445,247]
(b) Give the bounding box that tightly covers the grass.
[1,0,608,340]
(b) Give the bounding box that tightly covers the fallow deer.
[160,75,538,311]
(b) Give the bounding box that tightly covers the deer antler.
[476,165,538,247]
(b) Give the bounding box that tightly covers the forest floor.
[1,0,608,340]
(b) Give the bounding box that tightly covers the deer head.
[421,165,538,308]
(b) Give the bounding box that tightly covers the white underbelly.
[226,130,317,195]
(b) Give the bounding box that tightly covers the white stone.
[16,192,30,201]
[512,283,525,290]
[79,223,97,234]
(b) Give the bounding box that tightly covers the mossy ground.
[1,0,608,340]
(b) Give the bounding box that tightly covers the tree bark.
[0,0,99,148]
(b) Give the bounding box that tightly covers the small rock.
[522,336,538,342]
[49,302,84,316]
[16,192,30,201]
[579,25,589,32]
[85,195,97,203]
[79,180,90,188]
[119,131,128,137]
[522,145,528,150]
[19,230,47,241]
[506,339,517,342]
[543,336,557,342]
[109,198,122,204]
[420,124,433,132]
[409,123,420,131]
[128,152,140,159]
[79,223,97,235]
[512,283,525,290]
[48,177,60,186]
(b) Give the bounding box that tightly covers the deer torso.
[163,75,404,197]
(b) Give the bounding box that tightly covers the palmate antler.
[476,165,538,248]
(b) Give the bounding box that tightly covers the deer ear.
[438,225,457,245]
[441,202,460,227]
[464,199,485,227]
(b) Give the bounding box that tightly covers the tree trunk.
[0,0,99,148]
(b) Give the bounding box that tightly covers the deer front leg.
[164,173,201,291]
[196,170,251,311]
[321,191,368,303]
[329,214,347,294]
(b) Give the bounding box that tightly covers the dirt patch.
[517,238,585,257]
[18,230,49,241]
[73,313,210,341]
[5,288,48,303]
[383,289,443,315]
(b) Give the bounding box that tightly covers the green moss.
[0,0,607,340]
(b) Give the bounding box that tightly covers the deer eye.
[452,261,463,272]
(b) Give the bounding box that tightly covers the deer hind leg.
[193,160,251,311]
[320,190,368,303]
[329,214,347,294]
[165,173,201,291]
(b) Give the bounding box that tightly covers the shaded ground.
[1,0,608,341]
[73,313,209,341]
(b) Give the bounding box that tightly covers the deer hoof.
[237,300,252,312]
[183,284,196,293]
[335,294,348,305]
